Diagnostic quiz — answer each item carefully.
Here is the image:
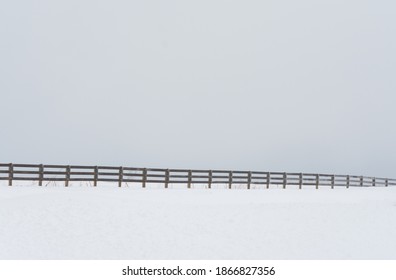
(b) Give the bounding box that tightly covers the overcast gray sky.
[1,0,395,177]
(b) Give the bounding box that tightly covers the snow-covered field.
[0,183,395,260]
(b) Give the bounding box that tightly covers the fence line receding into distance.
[1,163,395,189]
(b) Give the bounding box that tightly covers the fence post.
[142,168,147,188]
[208,170,212,189]
[331,175,335,189]
[299,173,302,189]
[266,172,270,189]
[316,174,319,189]
[39,164,43,186]
[65,165,70,187]
[165,169,169,189]
[94,166,98,187]
[228,171,233,189]
[188,170,192,189]
[8,163,13,186]
[372,178,376,187]
[346,175,350,189]
[385,179,388,187]
[283,173,287,189]
[118,166,123,187]
[360,176,363,187]
[247,171,251,189]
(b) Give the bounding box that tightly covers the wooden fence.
[1,163,395,189]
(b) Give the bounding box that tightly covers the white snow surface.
[0,183,396,260]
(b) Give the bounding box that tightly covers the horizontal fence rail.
[0,163,395,189]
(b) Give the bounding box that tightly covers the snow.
[0,183,396,259]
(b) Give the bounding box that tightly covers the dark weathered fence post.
[38,164,44,186]
[142,168,147,188]
[316,174,319,189]
[8,163,13,186]
[299,173,302,189]
[94,166,98,187]
[208,170,212,189]
[360,176,363,187]
[346,175,350,189]
[385,179,388,187]
[65,165,70,187]
[165,169,169,189]
[283,172,287,189]
[188,170,192,189]
[228,171,233,189]
[372,178,376,187]
[266,172,270,189]
[118,166,123,187]
[331,175,335,189]
[247,171,251,189]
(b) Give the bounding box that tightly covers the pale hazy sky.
[1,1,395,177]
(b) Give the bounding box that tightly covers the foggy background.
[1,0,395,177]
